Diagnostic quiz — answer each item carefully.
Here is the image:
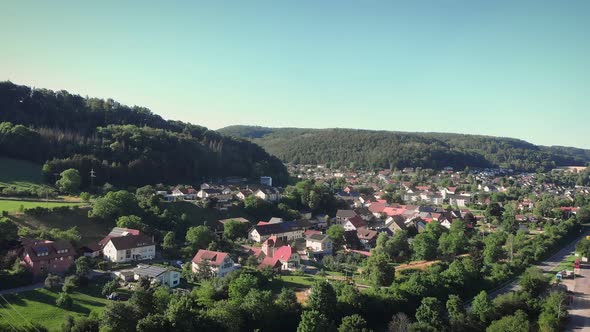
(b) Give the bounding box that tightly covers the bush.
[102,279,119,296]
[44,274,62,290]
[62,275,79,293]
[56,292,73,309]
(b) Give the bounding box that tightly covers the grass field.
[0,157,44,183]
[0,285,110,331]
[0,199,83,214]
[8,207,111,246]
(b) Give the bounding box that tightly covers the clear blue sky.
[1,1,589,148]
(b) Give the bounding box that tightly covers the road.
[489,231,588,299]
[565,261,590,331]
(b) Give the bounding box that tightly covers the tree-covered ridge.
[220,125,590,171]
[0,82,288,186]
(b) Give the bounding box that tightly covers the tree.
[64,317,100,332]
[223,219,248,240]
[487,310,529,332]
[152,286,172,313]
[89,190,139,221]
[102,279,119,296]
[62,275,78,293]
[338,314,370,332]
[327,225,345,251]
[501,203,518,234]
[74,256,91,276]
[130,288,154,318]
[538,291,568,332]
[56,292,73,309]
[102,302,140,332]
[44,273,62,290]
[275,288,302,330]
[388,312,410,332]
[483,232,505,266]
[161,231,177,258]
[376,231,411,261]
[0,218,18,248]
[297,310,334,332]
[364,252,395,287]
[185,225,215,251]
[576,207,590,224]
[308,280,337,319]
[412,231,438,260]
[228,273,258,300]
[415,297,444,330]
[137,314,171,332]
[56,169,81,194]
[164,295,199,331]
[519,266,549,296]
[438,220,469,257]
[471,291,493,323]
[116,215,146,231]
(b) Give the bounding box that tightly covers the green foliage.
[297,310,334,332]
[44,274,62,290]
[56,292,73,309]
[0,217,18,248]
[375,231,411,262]
[519,267,549,296]
[101,279,119,296]
[486,310,529,332]
[220,125,589,171]
[116,215,147,232]
[223,219,248,240]
[471,291,493,323]
[62,275,78,293]
[415,297,444,330]
[338,314,371,332]
[185,225,215,251]
[364,252,395,287]
[56,168,81,194]
[101,302,140,332]
[75,256,91,276]
[307,280,337,319]
[89,190,139,221]
[228,273,259,300]
[327,225,346,251]
[538,291,568,332]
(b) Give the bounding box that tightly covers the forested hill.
[0,82,288,186]
[219,125,590,172]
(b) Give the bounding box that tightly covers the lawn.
[0,284,110,331]
[0,199,83,214]
[0,157,44,183]
[8,207,111,246]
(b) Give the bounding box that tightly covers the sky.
[1,1,589,148]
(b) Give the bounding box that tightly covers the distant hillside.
[0,82,288,186]
[0,157,43,183]
[219,125,590,172]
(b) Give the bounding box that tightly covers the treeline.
[0,82,288,187]
[219,125,590,172]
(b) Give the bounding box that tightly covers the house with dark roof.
[132,264,181,287]
[248,220,304,243]
[191,249,236,278]
[356,227,378,250]
[21,239,75,276]
[102,233,155,263]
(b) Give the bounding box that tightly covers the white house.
[305,234,333,254]
[102,234,156,263]
[132,264,181,288]
[197,188,222,199]
[192,249,236,278]
[255,188,281,202]
[248,221,304,243]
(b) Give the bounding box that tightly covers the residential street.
[565,261,590,331]
[489,231,589,300]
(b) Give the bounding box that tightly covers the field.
[8,207,110,246]
[0,157,44,183]
[0,285,110,331]
[0,199,83,214]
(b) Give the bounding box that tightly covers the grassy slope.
[0,200,82,214]
[0,285,110,331]
[8,207,110,246]
[0,157,44,183]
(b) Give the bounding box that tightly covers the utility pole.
[90,168,96,187]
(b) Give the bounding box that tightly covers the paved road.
[489,231,588,299]
[0,283,43,296]
[565,262,590,331]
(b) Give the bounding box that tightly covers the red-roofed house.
[251,237,301,271]
[192,249,236,278]
[21,239,75,276]
[343,215,367,231]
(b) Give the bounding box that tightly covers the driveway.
[0,283,43,296]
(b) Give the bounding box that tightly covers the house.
[80,242,101,258]
[192,249,236,278]
[356,227,378,250]
[342,215,367,231]
[306,233,333,255]
[385,216,407,233]
[197,188,222,199]
[448,194,471,208]
[21,239,75,276]
[102,234,156,263]
[237,189,253,200]
[132,264,181,288]
[255,237,301,271]
[255,188,281,202]
[248,220,304,243]
[336,209,358,223]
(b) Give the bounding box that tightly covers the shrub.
[44,274,62,290]
[56,292,73,309]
